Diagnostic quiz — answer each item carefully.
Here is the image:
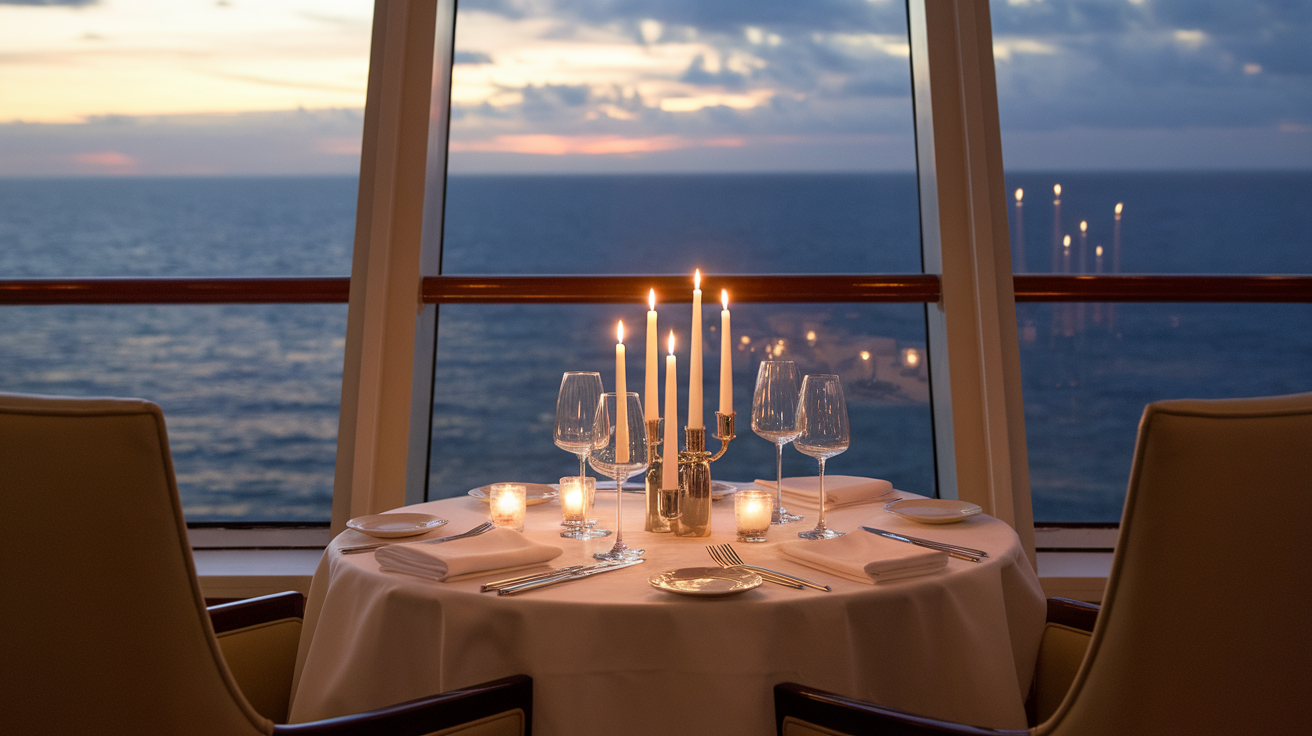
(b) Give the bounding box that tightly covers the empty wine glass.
[751,359,804,524]
[588,392,648,561]
[794,374,850,540]
[554,372,603,478]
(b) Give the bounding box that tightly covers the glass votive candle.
[735,489,773,542]
[558,476,595,530]
[488,483,527,532]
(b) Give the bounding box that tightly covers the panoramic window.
[989,0,1312,521]
[430,1,938,499]
[0,0,374,521]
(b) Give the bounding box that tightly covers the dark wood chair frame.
[208,592,533,736]
[774,597,1100,736]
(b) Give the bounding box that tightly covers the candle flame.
[721,289,729,309]
[1054,184,1061,197]
[1115,202,1123,215]
[860,351,870,361]
[694,269,701,290]
[1080,220,1088,232]
[617,321,624,344]
[648,288,656,311]
[1015,188,1023,202]
[668,330,675,355]
[1096,246,1104,257]
[1063,235,1071,248]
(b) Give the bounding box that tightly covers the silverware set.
[860,526,988,562]
[339,521,495,555]
[706,543,830,591]
[481,559,645,595]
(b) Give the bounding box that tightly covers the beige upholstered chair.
[0,392,531,735]
[774,392,1312,735]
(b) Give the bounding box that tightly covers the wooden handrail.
[0,277,350,305]
[421,274,940,303]
[1014,275,1312,303]
[3,274,1310,305]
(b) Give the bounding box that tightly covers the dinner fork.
[706,544,830,591]
[340,521,496,555]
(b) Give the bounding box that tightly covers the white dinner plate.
[649,567,762,597]
[599,480,738,499]
[885,498,982,524]
[346,513,448,538]
[468,483,559,506]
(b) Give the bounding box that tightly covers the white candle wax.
[615,321,629,464]
[689,270,703,429]
[645,290,659,422]
[719,289,732,415]
[662,333,678,491]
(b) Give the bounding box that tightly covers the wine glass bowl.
[555,372,604,478]
[794,374,850,540]
[751,360,804,524]
[589,392,648,561]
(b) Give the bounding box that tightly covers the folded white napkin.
[755,476,895,511]
[375,527,562,582]
[777,532,947,584]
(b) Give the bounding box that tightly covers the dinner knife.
[497,559,646,595]
[860,526,984,562]
[481,560,627,592]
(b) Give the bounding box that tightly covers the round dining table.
[288,486,1046,736]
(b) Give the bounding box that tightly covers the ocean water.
[1,173,1308,522]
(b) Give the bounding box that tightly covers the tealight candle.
[559,476,594,526]
[735,489,772,543]
[488,483,527,532]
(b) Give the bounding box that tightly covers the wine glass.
[794,374,850,540]
[751,359,804,524]
[554,372,603,478]
[588,392,648,561]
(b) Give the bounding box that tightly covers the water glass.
[555,372,604,478]
[751,359,804,524]
[588,392,648,561]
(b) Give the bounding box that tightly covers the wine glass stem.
[613,470,624,548]
[816,457,828,532]
[774,441,786,518]
[577,453,588,479]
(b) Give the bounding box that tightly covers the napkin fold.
[777,532,947,584]
[375,527,562,582]
[755,475,895,511]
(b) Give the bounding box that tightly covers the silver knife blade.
[481,560,628,592]
[497,558,645,595]
[860,526,982,562]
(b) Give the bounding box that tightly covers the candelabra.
[646,411,735,538]
[643,418,669,533]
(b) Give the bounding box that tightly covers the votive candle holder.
[489,483,527,532]
[735,489,773,543]
[559,476,595,531]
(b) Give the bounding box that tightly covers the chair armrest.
[209,591,306,634]
[1045,597,1099,632]
[274,675,532,736]
[774,683,1025,736]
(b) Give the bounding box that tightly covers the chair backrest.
[1041,393,1312,736]
[0,392,270,735]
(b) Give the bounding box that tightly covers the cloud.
[0,0,96,5]
[454,50,493,64]
[0,108,364,176]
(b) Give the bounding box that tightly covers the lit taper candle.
[615,321,629,463]
[645,289,658,422]
[719,289,732,415]
[663,331,679,491]
[688,269,703,429]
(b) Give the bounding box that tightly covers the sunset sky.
[0,0,1308,176]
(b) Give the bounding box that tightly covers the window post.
[331,0,451,533]
[908,0,1036,564]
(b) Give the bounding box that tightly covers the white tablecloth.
[289,487,1045,735]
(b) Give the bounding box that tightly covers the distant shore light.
[1053,184,1062,197]
[1063,235,1071,248]
[1015,188,1023,202]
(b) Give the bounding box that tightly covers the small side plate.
[468,483,559,506]
[885,498,982,524]
[649,566,762,597]
[346,513,448,538]
[602,480,739,499]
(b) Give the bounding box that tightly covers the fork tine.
[705,545,728,568]
[722,545,746,566]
